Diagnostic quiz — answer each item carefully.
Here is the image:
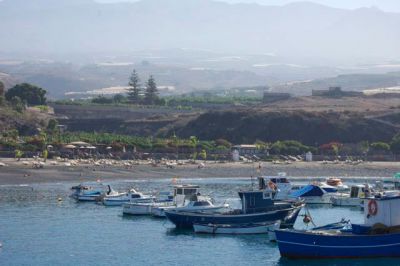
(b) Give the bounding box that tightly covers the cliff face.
[172,110,398,145]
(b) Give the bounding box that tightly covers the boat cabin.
[364,195,400,227]
[349,185,371,198]
[238,190,276,214]
[173,185,200,205]
[258,176,290,189]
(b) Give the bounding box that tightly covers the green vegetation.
[127,69,141,104]
[270,140,315,155]
[144,75,160,105]
[10,96,26,113]
[391,133,400,154]
[0,81,5,106]
[0,81,4,96]
[370,142,390,152]
[5,83,47,106]
[164,95,261,106]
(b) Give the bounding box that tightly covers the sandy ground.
[0,158,399,185]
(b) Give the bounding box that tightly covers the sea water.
[0,178,397,266]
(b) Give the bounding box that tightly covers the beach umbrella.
[64,145,76,149]
[70,141,90,146]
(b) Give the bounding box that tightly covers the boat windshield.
[193,201,210,207]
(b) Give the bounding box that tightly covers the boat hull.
[331,197,364,207]
[275,229,400,259]
[123,202,173,215]
[302,195,334,204]
[103,197,154,206]
[193,221,280,235]
[75,194,101,201]
[165,205,302,229]
[152,205,227,218]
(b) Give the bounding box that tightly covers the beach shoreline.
[0,158,399,185]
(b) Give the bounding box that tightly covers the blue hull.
[165,205,302,229]
[276,230,400,259]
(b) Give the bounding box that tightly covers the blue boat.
[275,194,400,259]
[290,184,339,204]
[165,189,304,229]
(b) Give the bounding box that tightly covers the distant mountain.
[1,0,400,65]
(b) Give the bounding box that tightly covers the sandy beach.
[0,158,399,185]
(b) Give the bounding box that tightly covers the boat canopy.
[290,185,325,197]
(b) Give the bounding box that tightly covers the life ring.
[368,200,378,216]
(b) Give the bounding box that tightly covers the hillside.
[51,96,400,145]
[172,109,399,145]
[0,106,51,135]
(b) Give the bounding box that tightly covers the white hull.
[152,205,228,218]
[123,202,173,215]
[301,194,335,204]
[331,197,364,207]
[193,221,280,235]
[103,197,154,206]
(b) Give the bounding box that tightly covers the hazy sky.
[96,0,400,13]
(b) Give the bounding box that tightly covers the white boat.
[123,184,201,215]
[321,178,349,192]
[331,184,371,207]
[290,184,340,204]
[71,182,114,201]
[102,188,155,206]
[151,195,229,217]
[193,221,281,236]
[123,201,173,215]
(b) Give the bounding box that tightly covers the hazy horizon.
[1,0,400,97]
[93,0,400,13]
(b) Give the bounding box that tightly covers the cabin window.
[350,187,358,198]
[193,201,209,207]
[131,194,140,198]
[176,188,183,195]
[184,189,197,195]
[263,192,271,199]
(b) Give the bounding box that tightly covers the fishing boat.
[290,184,339,204]
[70,182,115,201]
[193,220,281,236]
[275,193,400,259]
[164,189,304,229]
[151,195,229,217]
[322,178,349,192]
[102,188,155,206]
[258,175,294,200]
[123,184,202,215]
[331,184,372,207]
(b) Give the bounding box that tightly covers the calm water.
[0,178,399,266]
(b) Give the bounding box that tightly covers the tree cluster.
[5,83,47,106]
[127,70,161,105]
